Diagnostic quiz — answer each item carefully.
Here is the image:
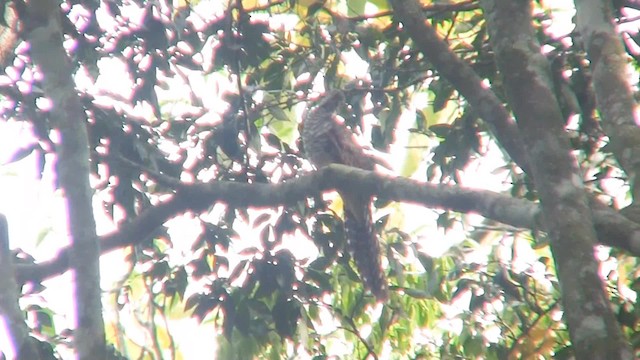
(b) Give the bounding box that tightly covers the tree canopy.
[1,0,640,359]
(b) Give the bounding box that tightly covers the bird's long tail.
[344,202,388,300]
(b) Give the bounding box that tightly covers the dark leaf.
[5,143,37,164]
[273,296,300,339]
[429,123,451,138]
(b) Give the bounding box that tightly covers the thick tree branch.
[481,0,631,357]
[16,165,640,285]
[0,215,48,359]
[388,0,531,173]
[386,0,635,246]
[23,1,105,358]
[575,0,640,200]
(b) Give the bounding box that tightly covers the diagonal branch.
[388,0,530,173]
[481,0,630,357]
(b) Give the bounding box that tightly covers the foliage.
[1,0,640,359]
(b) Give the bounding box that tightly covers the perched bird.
[301,90,388,300]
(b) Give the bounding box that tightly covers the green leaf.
[346,0,366,17]
[370,0,389,11]
[269,118,297,144]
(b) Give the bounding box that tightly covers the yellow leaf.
[156,326,173,350]
[329,193,344,218]
[400,131,430,177]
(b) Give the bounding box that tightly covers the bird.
[301,90,388,300]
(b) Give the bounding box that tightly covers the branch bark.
[0,215,50,359]
[15,165,640,285]
[388,0,531,173]
[23,2,105,359]
[575,0,640,200]
[481,0,631,357]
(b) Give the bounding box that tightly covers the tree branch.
[388,0,531,173]
[15,165,640,285]
[23,2,105,358]
[575,0,640,200]
[481,0,630,357]
[0,215,49,359]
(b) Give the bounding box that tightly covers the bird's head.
[315,90,345,113]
